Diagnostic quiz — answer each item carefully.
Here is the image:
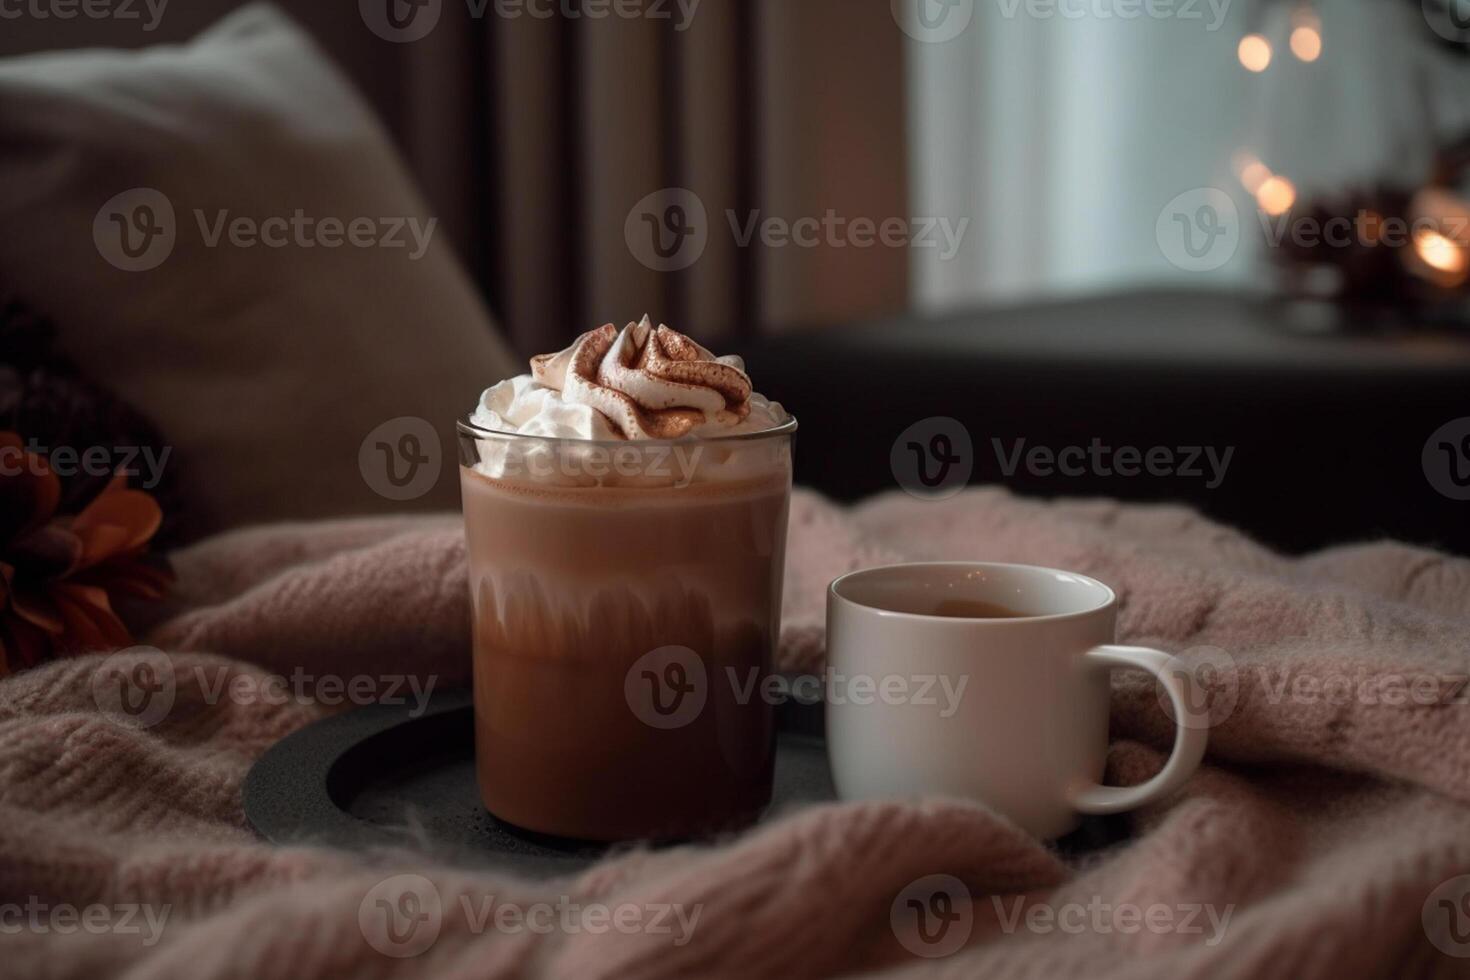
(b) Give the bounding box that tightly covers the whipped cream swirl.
[472,317,788,440]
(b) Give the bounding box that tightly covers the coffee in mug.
[825,561,1207,839]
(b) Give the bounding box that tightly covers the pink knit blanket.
[4,488,1470,978]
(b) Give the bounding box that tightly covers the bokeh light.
[1238,34,1272,72]
[1255,176,1296,216]
[1290,26,1322,62]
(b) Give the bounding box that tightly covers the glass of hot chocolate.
[457,317,795,842]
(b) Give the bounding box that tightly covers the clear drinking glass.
[457,417,796,841]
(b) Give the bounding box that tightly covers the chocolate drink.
[461,467,791,841]
[458,317,795,841]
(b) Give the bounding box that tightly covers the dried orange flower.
[0,432,172,673]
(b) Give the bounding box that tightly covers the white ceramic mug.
[825,562,1207,839]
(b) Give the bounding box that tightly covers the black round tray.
[244,686,833,878]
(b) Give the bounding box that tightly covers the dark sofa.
[744,289,1470,556]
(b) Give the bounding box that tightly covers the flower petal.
[70,482,164,567]
[1,613,55,670]
[8,524,83,579]
[51,583,132,654]
[0,432,62,541]
[11,587,65,635]
[78,557,175,601]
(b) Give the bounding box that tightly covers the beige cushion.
[0,4,516,535]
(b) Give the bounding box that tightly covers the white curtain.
[906,0,1468,311]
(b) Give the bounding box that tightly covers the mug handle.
[1069,644,1209,815]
